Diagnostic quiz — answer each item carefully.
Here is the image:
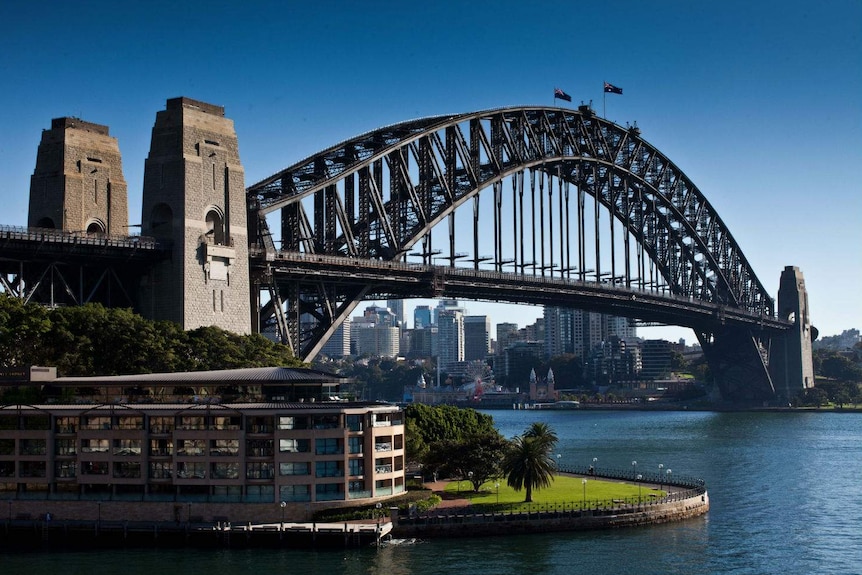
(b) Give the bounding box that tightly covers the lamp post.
[636,474,642,504]
[582,478,587,509]
[666,468,672,491]
[280,501,286,527]
[495,482,500,505]
[375,502,382,525]
[658,464,664,492]
[467,471,473,492]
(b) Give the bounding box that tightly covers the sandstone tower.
[769,266,816,401]
[28,117,128,234]
[140,97,250,334]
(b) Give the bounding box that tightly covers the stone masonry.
[28,117,129,234]
[140,97,251,334]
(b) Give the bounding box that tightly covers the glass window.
[348,458,364,476]
[279,462,310,476]
[81,461,109,475]
[280,484,310,502]
[176,462,206,479]
[210,439,239,456]
[312,415,339,429]
[81,438,109,453]
[211,462,240,479]
[149,462,173,479]
[346,414,363,432]
[247,439,274,457]
[149,417,174,433]
[113,461,141,478]
[246,462,274,479]
[315,438,342,455]
[315,460,343,478]
[279,438,309,453]
[348,436,363,454]
[278,416,308,430]
[55,416,78,433]
[55,461,77,478]
[177,439,206,456]
[150,439,173,456]
[113,439,142,456]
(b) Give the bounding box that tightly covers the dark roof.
[50,366,349,385]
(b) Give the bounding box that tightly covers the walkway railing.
[399,468,707,525]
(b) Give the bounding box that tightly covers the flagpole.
[603,81,606,118]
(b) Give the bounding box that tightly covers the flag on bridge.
[604,82,623,95]
[554,88,572,102]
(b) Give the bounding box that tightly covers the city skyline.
[0,1,859,342]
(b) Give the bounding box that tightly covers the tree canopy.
[501,422,559,502]
[0,295,304,376]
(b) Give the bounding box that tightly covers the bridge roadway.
[252,250,791,334]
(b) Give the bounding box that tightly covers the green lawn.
[442,474,664,511]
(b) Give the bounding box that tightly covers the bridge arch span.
[247,106,785,401]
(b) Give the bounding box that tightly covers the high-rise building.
[464,316,491,361]
[386,299,404,329]
[350,305,399,357]
[413,305,432,329]
[320,319,351,358]
[437,309,464,372]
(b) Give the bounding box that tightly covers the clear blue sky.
[1,1,859,342]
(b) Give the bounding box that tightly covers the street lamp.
[658,464,664,492]
[280,501,286,527]
[495,482,500,505]
[467,471,473,492]
[636,474,643,504]
[375,502,382,525]
[666,468,672,490]
[582,478,587,508]
[556,453,562,470]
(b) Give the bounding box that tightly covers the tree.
[501,423,559,502]
[424,431,509,490]
[404,404,496,466]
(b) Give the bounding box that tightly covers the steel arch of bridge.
[247,105,779,399]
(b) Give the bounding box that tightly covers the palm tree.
[502,424,558,502]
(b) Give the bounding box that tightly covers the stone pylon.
[28,117,128,234]
[139,97,250,334]
[769,266,816,401]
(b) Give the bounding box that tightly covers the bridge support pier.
[768,266,816,402]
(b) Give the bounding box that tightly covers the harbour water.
[1,409,860,574]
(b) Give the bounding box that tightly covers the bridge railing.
[0,225,167,250]
[258,249,782,323]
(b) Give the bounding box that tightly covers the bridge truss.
[247,105,785,401]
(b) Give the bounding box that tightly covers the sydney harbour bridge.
[0,99,814,404]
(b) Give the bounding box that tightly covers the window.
[20,461,46,478]
[149,416,174,433]
[176,462,206,479]
[278,416,308,430]
[279,438,310,453]
[346,414,364,432]
[81,439,109,453]
[0,439,13,455]
[211,462,239,479]
[210,439,239,456]
[348,436,363,454]
[315,460,343,478]
[81,461,109,475]
[247,439,273,457]
[117,416,143,430]
[55,461,76,478]
[55,439,76,456]
[149,439,173,456]
[375,458,392,474]
[279,462,310,476]
[20,439,47,455]
[315,483,343,501]
[246,462,274,480]
[312,415,339,429]
[178,416,205,430]
[113,439,142,456]
[177,439,206,456]
[315,438,342,455]
[348,459,364,477]
[55,416,77,433]
[113,462,141,478]
[149,462,173,479]
[280,484,310,502]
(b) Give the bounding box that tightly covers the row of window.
[0,413,399,432]
[0,457,403,480]
[2,436,401,457]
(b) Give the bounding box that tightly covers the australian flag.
[554,88,572,102]
[604,82,623,95]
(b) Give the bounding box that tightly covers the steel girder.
[247,106,779,398]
